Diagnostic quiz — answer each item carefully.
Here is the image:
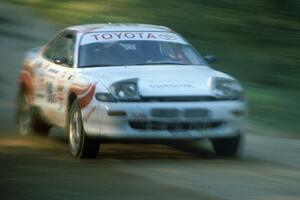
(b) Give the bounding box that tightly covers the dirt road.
[0,2,299,200]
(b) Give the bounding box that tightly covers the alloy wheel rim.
[69,111,81,154]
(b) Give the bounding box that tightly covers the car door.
[39,31,76,127]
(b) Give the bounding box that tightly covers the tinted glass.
[79,40,206,67]
[44,33,75,66]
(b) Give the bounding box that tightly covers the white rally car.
[17,24,246,158]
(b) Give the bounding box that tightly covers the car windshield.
[79,32,206,67]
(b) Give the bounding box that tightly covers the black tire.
[210,134,242,157]
[67,99,100,158]
[16,89,51,136]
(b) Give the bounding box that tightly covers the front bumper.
[83,100,247,140]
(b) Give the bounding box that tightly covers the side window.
[44,39,57,60]
[43,33,75,67]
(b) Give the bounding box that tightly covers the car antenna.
[108,0,112,24]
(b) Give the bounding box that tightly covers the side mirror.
[204,55,217,64]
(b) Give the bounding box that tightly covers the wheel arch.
[68,92,78,112]
[18,69,34,103]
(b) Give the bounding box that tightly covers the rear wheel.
[210,134,242,157]
[67,99,100,158]
[17,90,51,136]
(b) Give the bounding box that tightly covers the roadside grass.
[245,85,300,134]
[6,0,300,135]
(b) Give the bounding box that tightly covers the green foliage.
[8,0,300,133]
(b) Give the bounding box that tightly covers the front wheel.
[210,134,243,157]
[67,99,100,158]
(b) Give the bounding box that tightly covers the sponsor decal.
[23,64,34,76]
[20,66,34,103]
[150,83,194,89]
[69,83,91,96]
[57,94,65,110]
[69,82,97,109]
[79,83,97,109]
[57,80,65,92]
[158,33,177,40]
[91,32,162,40]
[36,93,45,99]
[81,32,187,45]
[68,75,73,80]
[57,85,64,92]
[48,68,59,74]
[46,82,55,103]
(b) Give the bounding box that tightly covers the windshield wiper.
[79,64,123,68]
[79,61,189,68]
[135,61,188,65]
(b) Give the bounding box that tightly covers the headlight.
[95,93,116,102]
[210,77,244,100]
[110,79,140,101]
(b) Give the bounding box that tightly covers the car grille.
[150,108,210,118]
[184,109,210,118]
[151,109,179,118]
[129,121,222,131]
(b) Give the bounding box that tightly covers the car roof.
[67,23,172,33]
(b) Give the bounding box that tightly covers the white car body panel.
[19,24,247,140]
[82,65,230,96]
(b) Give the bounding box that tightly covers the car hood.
[80,65,232,96]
